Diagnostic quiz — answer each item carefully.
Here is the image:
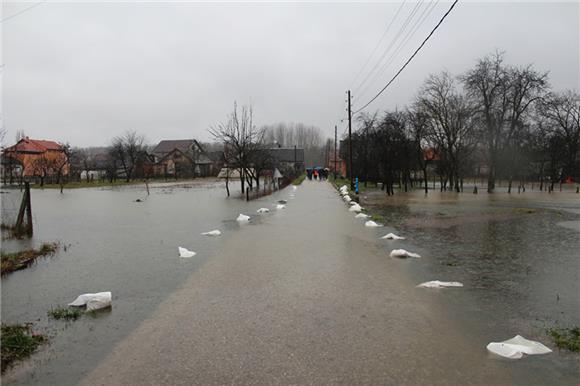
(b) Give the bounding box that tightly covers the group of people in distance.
[306,167,329,181]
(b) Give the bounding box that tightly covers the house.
[151,139,215,178]
[269,147,305,172]
[327,149,347,177]
[1,137,69,182]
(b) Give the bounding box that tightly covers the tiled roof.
[4,138,63,153]
[152,140,194,155]
[269,147,305,163]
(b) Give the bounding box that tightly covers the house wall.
[3,149,69,177]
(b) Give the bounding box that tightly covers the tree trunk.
[422,167,428,194]
[240,169,245,194]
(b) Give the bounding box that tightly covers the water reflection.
[364,189,580,341]
[1,181,291,385]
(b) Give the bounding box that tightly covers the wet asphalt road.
[78,182,565,385]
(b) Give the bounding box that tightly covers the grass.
[1,242,59,275]
[1,324,47,373]
[370,214,384,222]
[291,173,306,185]
[48,307,82,321]
[547,327,580,352]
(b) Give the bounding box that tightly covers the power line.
[353,1,424,96]
[349,0,407,89]
[1,1,45,23]
[353,0,459,115]
[355,1,438,103]
[356,0,439,102]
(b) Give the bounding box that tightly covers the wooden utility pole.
[334,125,337,178]
[15,181,33,236]
[347,90,353,189]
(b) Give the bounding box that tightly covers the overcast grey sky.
[2,1,579,147]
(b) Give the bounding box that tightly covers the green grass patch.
[370,214,384,222]
[1,324,47,373]
[291,173,306,185]
[1,242,59,275]
[48,307,82,321]
[547,327,580,352]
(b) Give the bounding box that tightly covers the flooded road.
[2,181,579,384]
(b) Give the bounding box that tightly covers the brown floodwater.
[1,181,579,384]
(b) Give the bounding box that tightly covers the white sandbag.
[381,233,405,240]
[178,247,196,258]
[349,204,362,212]
[256,208,270,214]
[340,185,348,192]
[417,281,463,288]
[487,335,552,359]
[69,292,112,311]
[349,201,357,206]
[390,249,421,258]
[276,204,286,210]
[237,214,250,222]
[343,195,352,202]
[341,190,349,196]
[365,220,382,227]
[201,230,221,236]
[355,213,370,219]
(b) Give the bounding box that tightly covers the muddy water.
[1,182,579,384]
[1,180,287,385]
[361,189,580,381]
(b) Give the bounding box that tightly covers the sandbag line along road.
[81,182,529,385]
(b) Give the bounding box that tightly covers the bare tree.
[15,130,26,142]
[110,130,147,182]
[407,106,433,194]
[502,65,548,192]
[417,71,477,192]
[462,51,510,192]
[55,143,72,193]
[538,90,580,182]
[209,103,265,197]
[31,154,56,187]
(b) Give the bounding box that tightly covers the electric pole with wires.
[347,90,354,190]
[334,125,337,179]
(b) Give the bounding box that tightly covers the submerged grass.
[48,307,82,321]
[547,327,580,352]
[1,324,47,373]
[1,242,59,275]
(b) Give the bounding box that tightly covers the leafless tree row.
[345,51,580,194]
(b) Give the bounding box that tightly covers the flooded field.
[1,181,579,384]
[1,180,289,385]
[362,188,580,380]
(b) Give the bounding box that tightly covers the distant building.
[269,147,305,172]
[1,137,69,182]
[327,149,347,177]
[151,139,215,177]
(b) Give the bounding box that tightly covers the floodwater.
[1,180,284,384]
[362,188,580,380]
[1,180,579,385]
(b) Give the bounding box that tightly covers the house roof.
[152,140,194,155]
[423,148,441,161]
[269,147,305,163]
[4,138,63,154]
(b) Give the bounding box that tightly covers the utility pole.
[347,90,353,189]
[334,125,337,178]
